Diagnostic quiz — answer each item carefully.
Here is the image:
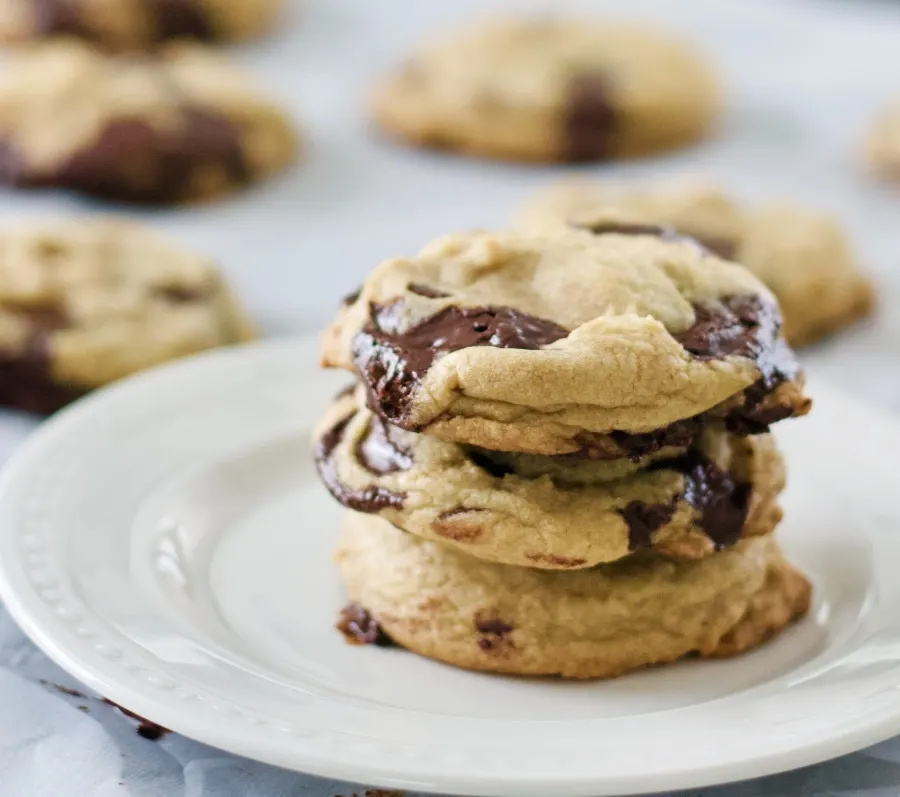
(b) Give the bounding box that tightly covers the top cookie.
[370,18,719,163]
[322,228,810,455]
[0,0,281,49]
[517,180,874,347]
[0,40,298,204]
[0,218,255,414]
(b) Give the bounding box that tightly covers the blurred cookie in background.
[0,40,298,204]
[516,180,874,347]
[0,218,256,414]
[865,101,900,182]
[0,0,282,50]
[370,17,720,163]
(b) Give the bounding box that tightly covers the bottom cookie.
[335,512,811,680]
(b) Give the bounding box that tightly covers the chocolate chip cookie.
[865,102,900,182]
[0,0,281,49]
[0,40,297,204]
[322,229,811,456]
[370,18,719,163]
[336,512,811,679]
[517,180,874,347]
[0,218,256,414]
[316,390,784,567]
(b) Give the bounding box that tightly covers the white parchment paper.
[3,0,900,793]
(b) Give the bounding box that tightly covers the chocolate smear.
[352,302,568,424]
[675,296,800,432]
[103,699,171,741]
[619,500,677,550]
[315,413,406,511]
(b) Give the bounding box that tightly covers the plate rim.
[0,336,899,796]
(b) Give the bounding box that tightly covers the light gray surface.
[2,0,900,794]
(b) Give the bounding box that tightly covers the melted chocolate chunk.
[619,500,677,550]
[33,0,211,43]
[337,603,393,647]
[103,699,171,741]
[564,73,617,162]
[314,413,406,511]
[407,283,450,299]
[654,451,750,550]
[355,415,413,475]
[11,108,247,204]
[0,304,83,415]
[352,302,569,424]
[675,296,800,432]
[608,419,702,463]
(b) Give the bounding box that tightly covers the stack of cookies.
[315,225,813,679]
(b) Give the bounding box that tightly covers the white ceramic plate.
[0,338,898,796]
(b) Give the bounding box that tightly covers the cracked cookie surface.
[370,17,719,163]
[0,218,255,413]
[517,180,874,347]
[335,512,811,679]
[323,228,810,455]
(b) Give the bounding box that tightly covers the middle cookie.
[315,391,785,568]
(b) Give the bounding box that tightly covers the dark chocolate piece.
[33,0,212,43]
[675,296,800,433]
[314,413,406,511]
[475,612,513,651]
[103,699,171,741]
[619,500,677,550]
[337,603,393,647]
[607,419,701,463]
[0,304,84,415]
[653,450,750,550]
[352,302,568,424]
[355,415,413,475]
[6,108,247,204]
[563,73,617,162]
